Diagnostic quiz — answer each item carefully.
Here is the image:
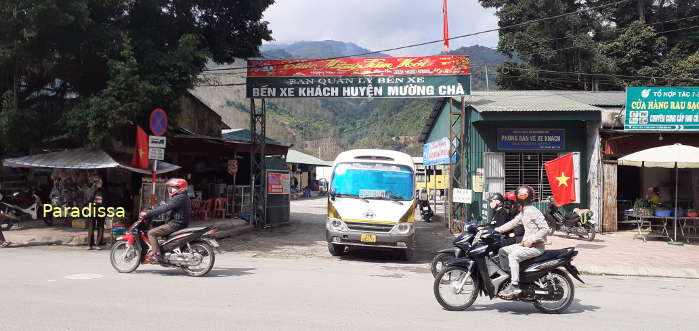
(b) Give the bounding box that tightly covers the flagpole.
[443,0,449,53]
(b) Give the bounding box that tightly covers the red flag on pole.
[130,125,149,170]
[442,0,449,52]
[544,153,576,207]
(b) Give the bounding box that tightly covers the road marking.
[64,273,104,280]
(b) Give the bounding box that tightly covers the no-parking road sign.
[150,108,168,136]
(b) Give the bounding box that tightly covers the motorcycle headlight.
[326,218,349,231]
[390,222,413,235]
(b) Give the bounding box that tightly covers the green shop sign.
[625,87,699,130]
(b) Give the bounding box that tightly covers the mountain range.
[198,41,509,160]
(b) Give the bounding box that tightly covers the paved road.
[2,198,698,331]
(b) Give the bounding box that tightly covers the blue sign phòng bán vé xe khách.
[497,129,565,150]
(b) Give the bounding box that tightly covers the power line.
[197,24,699,87]
[202,0,634,73]
[496,14,699,58]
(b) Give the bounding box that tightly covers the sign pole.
[148,108,168,208]
[151,160,157,207]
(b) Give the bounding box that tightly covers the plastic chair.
[213,198,227,218]
[199,199,214,220]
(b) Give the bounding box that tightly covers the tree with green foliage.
[481,0,699,90]
[0,0,273,153]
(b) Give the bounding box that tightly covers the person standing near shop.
[0,183,8,247]
[87,176,105,250]
[645,186,662,208]
[0,212,12,248]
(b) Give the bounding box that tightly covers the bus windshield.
[331,162,414,201]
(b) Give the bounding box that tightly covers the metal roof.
[221,129,282,145]
[286,149,332,167]
[460,91,608,112]
[2,148,180,174]
[559,91,625,107]
[419,91,625,143]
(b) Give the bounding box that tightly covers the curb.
[7,222,255,248]
[576,264,699,280]
[212,224,255,239]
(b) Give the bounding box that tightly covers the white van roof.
[333,149,415,170]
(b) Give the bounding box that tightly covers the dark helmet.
[165,178,188,198]
[515,185,536,205]
[488,193,505,203]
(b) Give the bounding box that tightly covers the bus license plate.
[360,234,376,243]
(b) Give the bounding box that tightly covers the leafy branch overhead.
[0,0,274,152]
[480,0,699,90]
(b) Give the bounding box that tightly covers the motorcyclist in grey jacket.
[494,185,550,298]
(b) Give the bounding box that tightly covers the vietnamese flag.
[129,125,149,169]
[544,153,576,207]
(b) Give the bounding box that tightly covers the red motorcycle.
[110,217,220,277]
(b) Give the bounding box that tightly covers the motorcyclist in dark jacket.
[488,192,524,243]
[140,178,191,263]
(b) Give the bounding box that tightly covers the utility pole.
[484,64,490,92]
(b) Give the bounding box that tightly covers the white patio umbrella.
[618,143,699,243]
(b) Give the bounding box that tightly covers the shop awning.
[618,143,699,168]
[618,143,699,243]
[2,148,181,174]
[286,149,332,167]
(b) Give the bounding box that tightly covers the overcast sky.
[262,0,499,56]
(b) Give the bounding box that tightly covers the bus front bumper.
[325,230,415,250]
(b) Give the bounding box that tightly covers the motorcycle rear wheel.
[579,225,596,241]
[110,241,140,273]
[180,241,215,277]
[434,266,478,311]
[532,269,575,314]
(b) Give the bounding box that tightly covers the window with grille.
[484,152,580,203]
[504,153,558,201]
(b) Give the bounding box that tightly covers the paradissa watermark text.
[42,203,126,218]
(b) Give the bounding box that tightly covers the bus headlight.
[326,218,349,232]
[390,223,413,235]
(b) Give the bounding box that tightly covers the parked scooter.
[417,188,434,223]
[0,190,48,229]
[110,216,220,277]
[544,196,596,241]
[433,227,584,313]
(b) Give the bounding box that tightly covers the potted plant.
[633,198,652,216]
[687,209,699,217]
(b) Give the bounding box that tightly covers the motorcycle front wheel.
[181,241,215,277]
[579,224,596,241]
[431,252,454,278]
[433,266,478,311]
[110,241,140,273]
